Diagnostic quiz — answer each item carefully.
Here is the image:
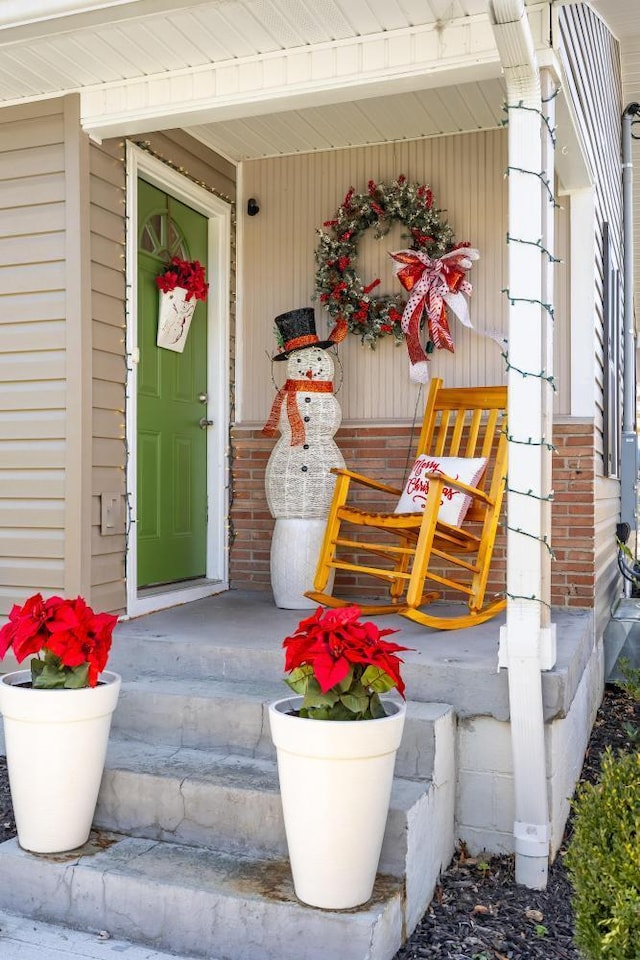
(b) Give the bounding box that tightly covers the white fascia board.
[81,15,506,139]
[0,0,145,29]
[0,1,199,39]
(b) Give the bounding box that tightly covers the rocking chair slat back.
[306,378,508,630]
[415,382,506,524]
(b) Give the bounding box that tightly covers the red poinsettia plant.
[156,256,208,302]
[282,605,410,721]
[0,593,118,689]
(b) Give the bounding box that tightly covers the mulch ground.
[0,756,12,845]
[394,684,639,960]
[0,685,637,959]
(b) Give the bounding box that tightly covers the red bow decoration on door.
[390,246,479,383]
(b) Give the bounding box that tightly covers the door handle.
[199,418,214,429]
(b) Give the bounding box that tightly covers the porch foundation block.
[456,623,602,856]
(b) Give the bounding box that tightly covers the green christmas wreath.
[314,176,456,348]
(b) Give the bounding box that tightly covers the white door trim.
[125,142,231,618]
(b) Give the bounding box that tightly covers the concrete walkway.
[0,911,205,960]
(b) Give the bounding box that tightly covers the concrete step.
[96,692,456,935]
[0,591,460,958]
[112,676,447,781]
[109,593,595,723]
[0,835,405,960]
[109,632,282,684]
[111,676,282,759]
[95,736,431,877]
[0,909,196,960]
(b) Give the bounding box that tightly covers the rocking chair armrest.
[424,471,493,505]
[330,468,402,497]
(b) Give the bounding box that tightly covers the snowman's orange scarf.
[262,379,334,446]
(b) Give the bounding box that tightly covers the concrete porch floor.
[112,589,595,724]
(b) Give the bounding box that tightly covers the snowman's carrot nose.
[305,369,314,378]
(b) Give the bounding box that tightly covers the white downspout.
[489,0,551,889]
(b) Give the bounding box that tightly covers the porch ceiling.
[587,1,640,42]
[1,0,519,158]
[185,78,507,161]
[0,1,636,165]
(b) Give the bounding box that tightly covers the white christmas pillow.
[395,455,488,526]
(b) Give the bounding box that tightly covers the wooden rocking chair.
[306,378,508,630]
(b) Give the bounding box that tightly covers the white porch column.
[540,67,557,669]
[490,0,552,890]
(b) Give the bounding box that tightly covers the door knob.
[199,418,214,429]
[198,392,208,403]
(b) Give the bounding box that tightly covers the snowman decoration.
[263,308,345,608]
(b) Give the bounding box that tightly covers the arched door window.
[140,209,190,264]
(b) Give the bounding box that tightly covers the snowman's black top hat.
[273,308,335,360]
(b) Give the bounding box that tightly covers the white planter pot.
[0,670,121,854]
[269,696,405,909]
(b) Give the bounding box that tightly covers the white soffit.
[0,2,510,135]
[587,1,640,42]
[0,0,555,157]
[184,77,507,161]
[0,0,492,105]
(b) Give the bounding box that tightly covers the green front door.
[137,179,208,588]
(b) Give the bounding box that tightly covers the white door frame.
[125,142,231,618]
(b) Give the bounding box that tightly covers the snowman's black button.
[303,416,310,422]
[303,444,310,450]
[301,466,308,472]
[304,396,311,403]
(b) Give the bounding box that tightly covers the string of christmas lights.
[506,232,562,263]
[505,524,556,557]
[505,485,555,502]
[505,165,558,207]
[501,287,555,318]
[505,431,556,451]
[505,592,553,610]
[501,353,557,389]
[133,140,236,208]
[502,101,557,144]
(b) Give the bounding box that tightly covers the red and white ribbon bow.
[390,247,479,383]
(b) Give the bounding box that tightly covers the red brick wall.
[230,420,594,609]
[550,421,595,608]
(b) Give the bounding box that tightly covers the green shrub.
[565,749,640,959]
[617,659,640,706]
[616,662,640,746]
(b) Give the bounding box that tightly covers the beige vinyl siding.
[559,6,623,454]
[89,138,127,613]
[620,35,640,381]
[239,129,571,424]
[63,96,93,601]
[0,100,67,614]
[558,6,623,623]
[595,475,622,640]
